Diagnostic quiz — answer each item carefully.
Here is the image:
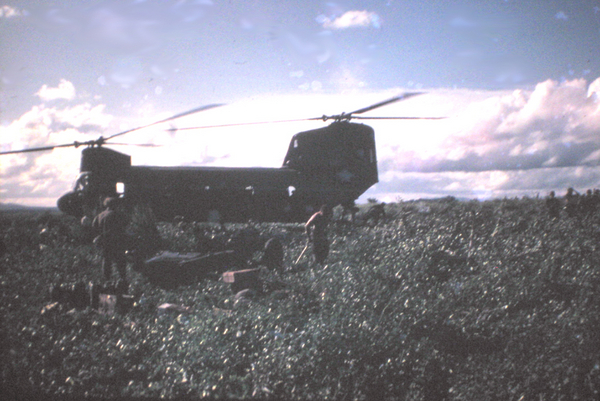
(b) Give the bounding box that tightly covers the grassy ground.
[1,197,600,400]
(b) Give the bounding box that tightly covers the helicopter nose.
[57,191,84,218]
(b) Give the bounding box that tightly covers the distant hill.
[0,203,59,213]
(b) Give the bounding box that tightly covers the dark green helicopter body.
[57,121,378,222]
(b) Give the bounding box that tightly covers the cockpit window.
[73,173,90,192]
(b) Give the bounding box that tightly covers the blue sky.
[2,1,600,206]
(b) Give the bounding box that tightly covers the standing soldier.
[305,204,331,266]
[93,197,130,282]
[564,187,580,218]
[579,189,595,217]
[365,202,386,225]
[593,189,600,213]
[341,200,359,222]
[545,191,561,220]
[261,237,284,272]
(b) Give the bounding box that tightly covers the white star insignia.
[337,169,354,183]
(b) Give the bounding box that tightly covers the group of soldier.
[91,198,338,284]
[546,187,600,219]
[340,200,386,224]
[91,196,389,283]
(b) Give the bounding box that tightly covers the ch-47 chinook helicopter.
[1,93,440,223]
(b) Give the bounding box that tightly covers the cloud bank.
[3,77,600,206]
[377,78,600,173]
[367,77,600,201]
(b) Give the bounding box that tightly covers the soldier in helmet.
[579,189,595,217]
[261,237,284,272]
[365,202,386,225]
[92,197,130,282]
[341,200,359,223]
[545,191,561,220]
[593,189,600,213]
[305,204,331,266]
[564,187,580,218]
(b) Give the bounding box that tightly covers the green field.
[2,198,600,400]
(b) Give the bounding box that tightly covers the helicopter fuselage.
[57,121,379,222]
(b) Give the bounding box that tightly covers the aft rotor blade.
[351,115,446,120]
[349,92,423,115]
[105,142,162,147]
[106,103,224,140]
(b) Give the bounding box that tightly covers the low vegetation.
[1,197,600,400]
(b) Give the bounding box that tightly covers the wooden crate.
[222,268,260,293]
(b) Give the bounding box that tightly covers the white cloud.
[555,11,568,20]
[320,10,380,30]
[35,79,76,101]
[588,77,600,100]
[0,102,113,206]
[0,5,27,18]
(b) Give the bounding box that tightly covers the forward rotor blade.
[349,92,423,115]
[106,103,224,141]
[0,142,83,155]
[166,118,315,132]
